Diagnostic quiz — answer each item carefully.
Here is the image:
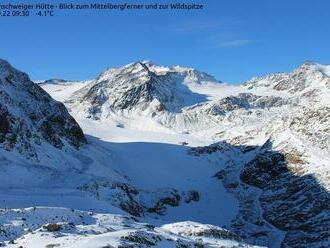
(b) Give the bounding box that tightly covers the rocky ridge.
[0,59,86,160]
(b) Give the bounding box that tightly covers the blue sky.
[1,0,330,83]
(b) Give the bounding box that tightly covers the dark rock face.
[289,106,330,152]
[40,114,86,149]
[78,180,200,218]
[121,231,161,246]
[191,140,330,248]
[0,59,86,159]
[240,150,330,248]
[184,190,200,203]
[0,108,14,145]
[112,182,144,217]
[240,151,288,188]
[78,181,145,217]
[147,189,181,215]
[192,227,241,240]
[203,93,289,117]
[43,223,62,232]
[189,142,234,155]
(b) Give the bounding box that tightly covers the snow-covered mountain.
[0,59,86,160]
[67,61,219,118]
[0,59,329,247]
[245,61,330,94]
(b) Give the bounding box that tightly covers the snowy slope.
[2,207,263,248]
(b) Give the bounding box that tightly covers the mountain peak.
[0,58,11,68]
[297,61,330,77]
[131,61,152,73]
[0,59,23,79]
[68,62,217,119]
[125,61,150,69]
[0,58,9,67]
[301,60,317,66]
[245,60,330,93]
[296,60,318,71]
[295,60,329,73]
[95,61,220,86]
